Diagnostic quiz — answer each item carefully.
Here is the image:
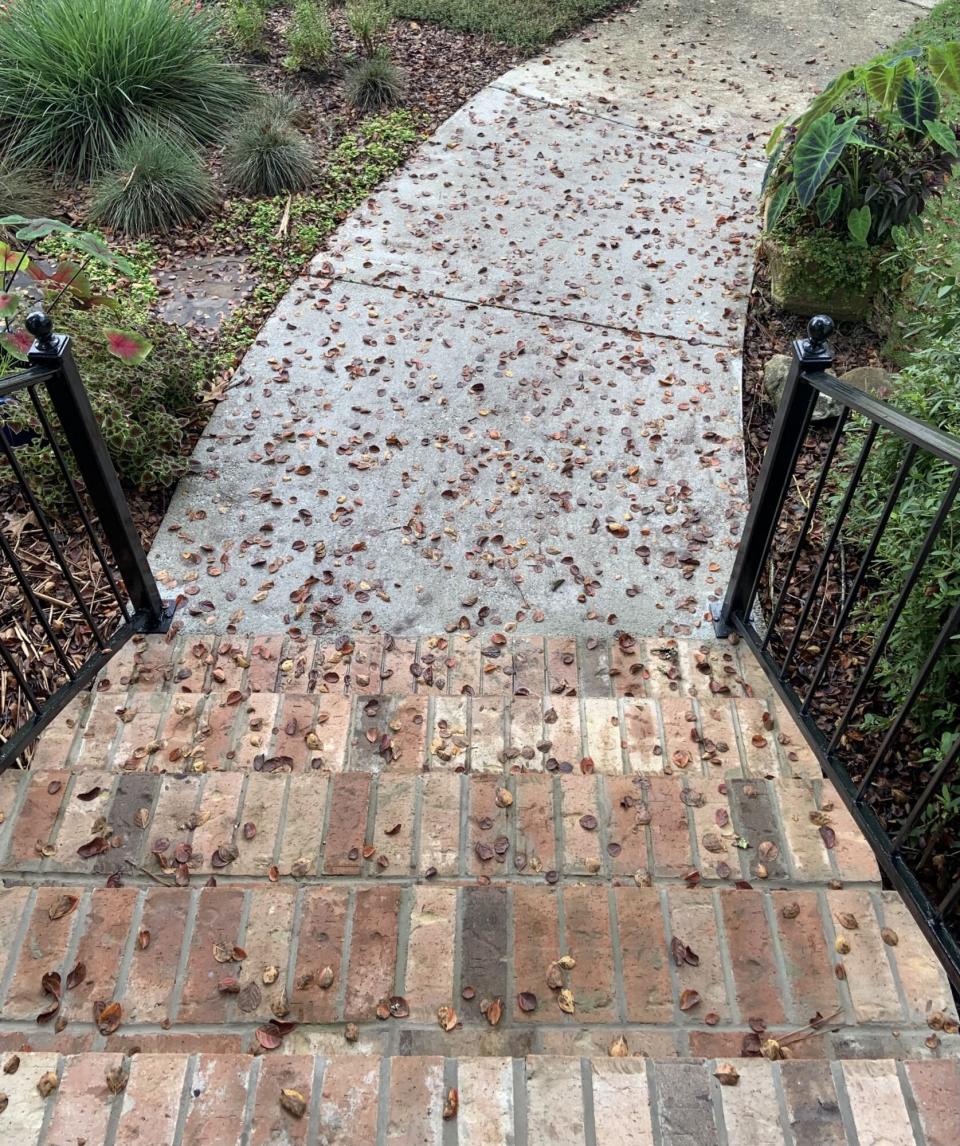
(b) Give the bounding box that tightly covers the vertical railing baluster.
[25,312,167,628]
[717,315,834,635]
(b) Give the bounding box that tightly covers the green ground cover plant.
[390,0,621,50]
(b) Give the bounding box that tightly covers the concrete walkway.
[150,1,916,638]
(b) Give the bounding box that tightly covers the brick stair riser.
[1,770,877,885]
[2,1053,957,1145]
[0,885,953,1060]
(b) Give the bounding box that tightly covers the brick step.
[0,885,954,1063]
[91,631,774,701]
[1,769,878,885]
[2,1052,957,1145]
[33,681,816,779]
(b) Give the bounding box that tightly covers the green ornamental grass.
[0,0,250,176]
[285,0,335,72]
[344,53,408,112]
[89,128,217,236]
[223,101,315,197]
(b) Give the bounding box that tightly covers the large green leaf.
[864,57,914,108]
[816,183,843,225]
[925,118,959,157]
[764,180,794,233]
[847,205,872,246]
[927,42,960,95]
[793,68,861,136]
[898,75,940,132]
[793,114,860,208]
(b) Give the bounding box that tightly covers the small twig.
[276,195,292,240]
[124,858,175,886]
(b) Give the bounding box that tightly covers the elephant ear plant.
[0,216,151,366]
[761,43,960,321]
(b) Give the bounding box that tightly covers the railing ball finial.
[806,314,835,352]
[25,311,57,354]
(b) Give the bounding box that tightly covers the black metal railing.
[0,312,173,769]
[718,314,960,990]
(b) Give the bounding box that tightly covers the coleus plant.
[0,216,152,366]
[763,42,960,248]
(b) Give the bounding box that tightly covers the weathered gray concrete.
[150,0,919,637]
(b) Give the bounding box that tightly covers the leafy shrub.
[0,0,250,176]
[764,47,960,248]
[89,128,217,236]
[344,53,407,112]
[0,161,53,225]
[284,0,334,72]
[223,102,315,196]
[346,0,392,55]
[2,302,205,510]
[224,0,269,53]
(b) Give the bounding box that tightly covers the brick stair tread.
[1,767,879,884]
[0,884,954,1062]
[88,632,775,701]
[1,1051,957,1144]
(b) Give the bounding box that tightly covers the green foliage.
[346,0,392,55]
[344,52,407,112]
[3,302,206,511]
[0,161,53,225]
[224,0,270,53]
[213,109,419,372]
[89,128,217,236]
[284,0,334,72]
[771,232,883,297]
[764,46,960,249]
[390,0,620,49]
[223,100,315,196]
[0,0,250,176]
[840,337,960,746]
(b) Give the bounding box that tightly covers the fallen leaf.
[486,997,503,1026]
[558,954,576,970]
[546,962,563,990]
[881,927,898,947]
[105,1066,128,1095]
[836,912,859,930]
[761,1038,785,1061]
[714,1063,740,1086]
[437,1005,457,1031]
[65,962,86,991]
[834,936,851,955]
[389,996,410,1019]
[37,1072,58,1098]
[344,1022,359,1042]
[443,1088,458,1120]
[820,826,837,849]
[679,988,702,1011]
[95,1000,122,1035]
[517,991,537,1013]
[238,982,262,1013]
[608,1035,629,1057]
[557,989,575,1014]
[3,1056,19,1075]
[77,837,110,859]
[279,1088,307,1119]
[0,1095,6,1114]
[48,894,79,921]
[318,966,335,990]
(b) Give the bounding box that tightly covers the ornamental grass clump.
[89,128,217,236]
[344,52,408,112]
[0,0,250,176]
[223,99,316,196]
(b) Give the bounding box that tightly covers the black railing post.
[24,311,172,632]
[715,314,835,636]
